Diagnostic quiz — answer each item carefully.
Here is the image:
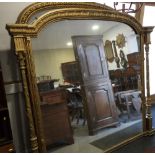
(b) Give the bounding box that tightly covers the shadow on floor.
[90,120,142,151]
[113,134,155,153]
[112,103,155,153]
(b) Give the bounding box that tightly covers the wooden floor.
[49,104,155,153]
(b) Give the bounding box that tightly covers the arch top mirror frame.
[5,2,152,39]
[6,2,154,153]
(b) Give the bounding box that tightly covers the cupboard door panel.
[72,35,118,135]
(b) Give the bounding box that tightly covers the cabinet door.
[72,35,118,135]
[85,83,118,131]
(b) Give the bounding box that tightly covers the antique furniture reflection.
[61,61,80,84]
[124,67,138,90]
[67,87,86,125]
[36,75,52,83]
[37,79,59,92]
[119,50,128,69]
[104,40,114,63]
[6,2,154,153]
[119,91,141,119]
[72,35,119,135]
[112,69,125,92]
[37,80,54,92]
[39,88,74,147]
[116,34,126,48]
[127,52,141,74]
[110,67,138,92]
[112,67,141,119]
[0,63,14,153]
[112,40,120,68]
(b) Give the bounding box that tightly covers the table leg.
[125,95,131,119]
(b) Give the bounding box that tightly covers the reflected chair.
[112,69,125,113]
[123,67,138,90]
[67,88,86,125]
[114,67,141,119]
[113,69,125,92]
[119,91,141,119]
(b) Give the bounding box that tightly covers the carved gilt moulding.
[6,2,144,36]
[6,2,154,153]
[16,2,113,24]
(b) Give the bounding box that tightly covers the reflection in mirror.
[104,40,114,63]
[31,20,142,152]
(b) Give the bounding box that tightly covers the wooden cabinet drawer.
[40,89,66,104]
[41,102,67,115]
[42,94,65,104]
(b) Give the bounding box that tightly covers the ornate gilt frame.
[6,2,154,153]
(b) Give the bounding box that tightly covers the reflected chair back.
[123,67,138,90]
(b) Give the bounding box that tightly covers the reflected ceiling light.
[66,42,72,46]
[92,25,99,30]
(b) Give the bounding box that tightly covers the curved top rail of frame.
[16,2,114,24]
[7,7,143,37]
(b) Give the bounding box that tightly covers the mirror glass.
[31,20,142,152]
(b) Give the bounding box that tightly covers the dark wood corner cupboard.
[0,63,13,153]
[72,35,118,135]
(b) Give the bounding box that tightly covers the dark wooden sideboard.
[0,63,14,153]
[39,88,74,148]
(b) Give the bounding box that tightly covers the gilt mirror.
[6,2,154,153]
